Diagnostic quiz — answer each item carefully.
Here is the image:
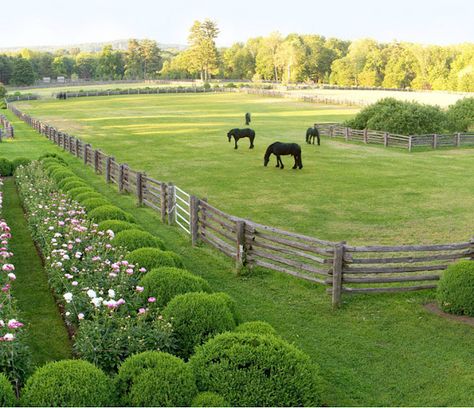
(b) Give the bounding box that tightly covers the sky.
[1,0,473,48]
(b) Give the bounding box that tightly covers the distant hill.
[0,39,187,53]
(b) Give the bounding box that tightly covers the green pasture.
[1,108,474,406]
[15,92,474,245]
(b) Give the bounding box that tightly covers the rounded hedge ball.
[97,220,141,234]
[0,373,16,407]
[191,392,229,407]
[88,205,136,224]
[115,351,197,407]
[20,359,113,407]
[127,247,184,271]
[113,229,165,252]
[190,332,323,407]
[437,260,474,316]
[235,320,277,336]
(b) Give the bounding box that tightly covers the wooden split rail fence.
[8,104,474,307]
[316,123,474,151]
[0,114,14,140]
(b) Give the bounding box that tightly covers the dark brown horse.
[264,142,303,169]
[227,128,255,149]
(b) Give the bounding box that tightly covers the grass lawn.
[14,93,474,246]
[1,178,72,366]
[1,105,474,406]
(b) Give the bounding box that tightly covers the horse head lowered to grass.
[264,142,303,169]
[227,128,255,149]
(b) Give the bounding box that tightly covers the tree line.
[1,19,473,92]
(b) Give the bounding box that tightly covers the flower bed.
[0,179,31,394]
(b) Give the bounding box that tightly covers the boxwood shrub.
[437,260,474,316]
[162,292,237,358]
[20,360,113,407]
[62,180,88,192]
[113,229,164,252]
[57,176,82,189]
[75,191,105,203]
[191,391,229,407]
[97,220,141,234]
[38,153,66,164]
[235,320,277,336]
[115,351,197,407]
[0,373,16,407]
[127,247,184,271]
[88,205,136,224]
[81,198,110,212]
[0,158,13,176]
[190,332,323,407]
[12,157,31,171]
[139,267,212,307]
[51,169,75,183]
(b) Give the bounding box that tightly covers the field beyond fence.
[8,102,474,307]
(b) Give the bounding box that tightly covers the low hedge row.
[0,157,32,176]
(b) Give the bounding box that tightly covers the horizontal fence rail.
[316,123,474,151]
[8,103,474,307]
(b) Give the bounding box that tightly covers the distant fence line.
[5,95,39,102]
[316,123,474,151]
[8,103,474,307]
[0,114,14,140]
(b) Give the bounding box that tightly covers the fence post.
[69,136,74,154]
[470,237,474,261]
[235,220,246,271]
[332,243,345,309]
[363,128,368,144]
[190,195,199,246]
[384,132,389,147]
[456,133,461,147]
[167,183,175,225]
[94,150,100,173]
[83,144,90,165]
[432,134,438,149]
[344,127,349,141]
[136,172,144,205]
[75,139,80,157]
[118,164,125,192]
[105,157,112,183]
[408,136,413,152]
[160,183,167,223]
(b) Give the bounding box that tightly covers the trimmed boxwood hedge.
[437,260,474,316]
[51,169,75,183]
[235,320,277,336]
[20,360,113,407]
[97,220,141,234]
[81,198,110,212]
[12,157,31,171]
[0,158,13,177]
[38,153,66,164]
[0,373,16,407]
[127,247,184,271]
[62,180,88,192]
[190,332,323,407]
[58,176,82,189]
[139,267,212,307]
[67,187,97,201]
[191,392,229,407]
[88,205,136,224]
[162,292,237,358]
[113,229,164,252]
[115,351,197,407]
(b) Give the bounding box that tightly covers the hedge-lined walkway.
[2,178,71,365]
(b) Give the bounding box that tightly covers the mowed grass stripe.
[2,178,72,365]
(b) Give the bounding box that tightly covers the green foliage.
[446,97,474,132]
[88,205,136,224]
[11,157,31,172]
[113,229,164,252]
[115,351,197,407]
[127,247,184,271]
[0,84,6,99]
[345,98,447,135]
[0,373,16,407]
[50,169,75,183]
[74,316,174,373]
[67,187,96,201]
[235,320,277,336]
[81,198,110,212]
[38,153,66,164]
[57,176,82,189]
[163,292,237,358]
[191,391,229,407]
[0,158,13,176]
[437,260,474,317]
[97,219,140,234]
[20,360,113,407]
[11,57,35,86]
[61,180,88,192]
[190,332,323,407]
[139,267,212,307]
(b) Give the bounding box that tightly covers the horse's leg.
[312,135,315,145]
[299,153,303,169]
[292,154,297,169]
[249,136,254,149]
[279,156,284,169]
[234,137,238,149]
[317,135,320,146]
[275,154,280,167]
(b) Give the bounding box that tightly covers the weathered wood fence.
[0,114,14,140]
[8,104,474,307]
[316,123,474,151]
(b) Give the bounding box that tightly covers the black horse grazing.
[306,127,320,145]
[245,112,251,125]
[227,128,255,149]
[264,142,303,169]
